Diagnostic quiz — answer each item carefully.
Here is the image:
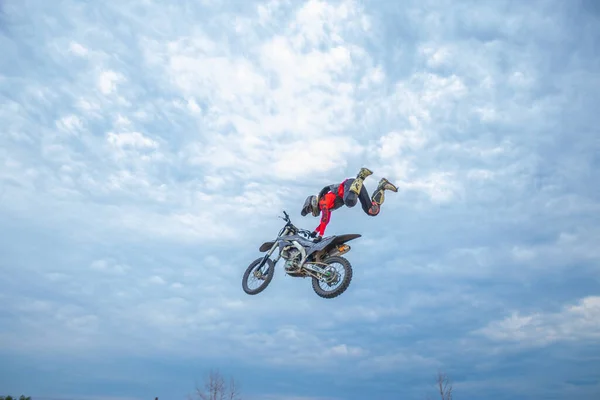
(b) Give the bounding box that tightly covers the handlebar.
[279,210,312,238]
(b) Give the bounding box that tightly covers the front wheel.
[311,256,353,299]
[242,257,275,295]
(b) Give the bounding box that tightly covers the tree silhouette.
[189,369,241,400]
[436,371,453,400]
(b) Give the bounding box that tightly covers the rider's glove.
[309,230,317,238]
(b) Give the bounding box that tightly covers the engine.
[282,246,301,270]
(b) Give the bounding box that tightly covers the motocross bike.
[241,210,361,299]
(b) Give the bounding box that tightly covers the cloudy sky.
[1,0,599,399]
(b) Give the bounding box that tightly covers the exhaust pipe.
[329,244,351,257]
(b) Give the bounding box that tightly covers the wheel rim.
[246,264,270,291]
[316,261,345,292]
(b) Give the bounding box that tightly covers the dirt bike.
[241,210,361,299]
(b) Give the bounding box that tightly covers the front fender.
[259,241,275,252]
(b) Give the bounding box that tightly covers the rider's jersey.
[315,178,350,236]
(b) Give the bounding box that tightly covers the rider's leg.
[342,178,359,207]
[358,183,379,215]
[348,167,373,195]
[352,177,399,216]
[344,178,380,216]
[370,178,398,211]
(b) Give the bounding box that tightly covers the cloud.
[106,131,159,149]
[55,115,84,135]
[137,0,379,186]
[1,0,600,400]
[356,350,441,374]
[97,70,124,95]
[475,296,600,346]
[69,41,89,57]
[90,259,130,275]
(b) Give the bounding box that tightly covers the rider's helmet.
[301,195,319,217]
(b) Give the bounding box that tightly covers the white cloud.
[475,106,499,122]
[55,114,84,135]
[509,70,535,88]
[148,275,166,285]
[475,296,600,346]
[507,228,600,273]
[400,171,462,203]
[511,246,536,261]
[467,168,496,181]
[377,128,426,159]
[106,131,158,149]
[69,41,89,57]
[98,69,124,95]
[90,259,130,275]
[419,43,452,68]
[359,65,384,88]
[331,304,410,323]
[229,324,371,370]
[356,350,440,373]
[271,136,363,179]
[137,0,378,187]
[186,98,201,114]
[75,97,102,116]
[114,114,132,127]
[325,343,366,357]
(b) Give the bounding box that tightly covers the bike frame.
[256,211,360,278]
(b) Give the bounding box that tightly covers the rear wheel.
[311,256,353,299]
[242,257,275,295]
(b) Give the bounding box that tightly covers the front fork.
[255,244,281,276]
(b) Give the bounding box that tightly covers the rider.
[300,167,398,239]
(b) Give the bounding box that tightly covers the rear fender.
[328,234,361,247]
[305,234,361,258]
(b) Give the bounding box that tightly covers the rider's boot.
[370,177,398,209]
[349,167,373,195]
[357,167,373,179]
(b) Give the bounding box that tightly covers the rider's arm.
[315,194,335,236]
[315,206,331,236]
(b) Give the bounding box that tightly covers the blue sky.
[1,0,599,399]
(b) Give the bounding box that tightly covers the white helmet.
[301,195,319,217]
